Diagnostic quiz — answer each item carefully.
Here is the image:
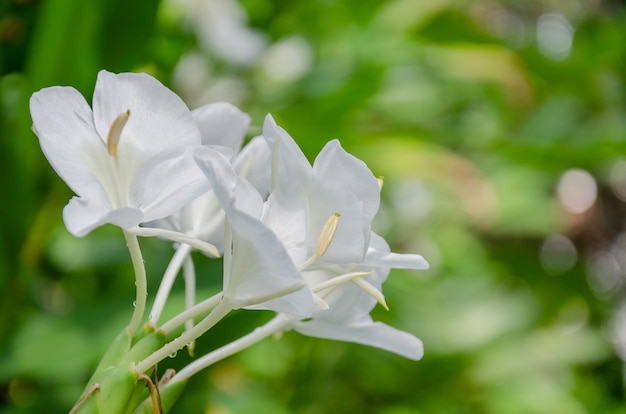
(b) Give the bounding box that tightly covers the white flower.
[262,114,381,266]
[30,70,209,237]
[194,147,314,317]
[260,115,429,358]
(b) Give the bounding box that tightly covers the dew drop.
[132,301,137,307]
[168,351,178,358]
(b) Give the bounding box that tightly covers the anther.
[316,213,340,258]
[107,110,130,158]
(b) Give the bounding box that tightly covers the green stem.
[135,300,231,374]
[159,291,222,334]
[170,313,295,383]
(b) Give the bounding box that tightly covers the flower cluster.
[30,70,428,413]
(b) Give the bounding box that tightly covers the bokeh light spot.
[556,168,597,214]
[540,234,577,275]
[537,13,574,61]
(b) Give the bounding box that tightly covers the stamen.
[315,213,341,258]
[352,278,389,311]
[297,213,342,272]
[228,281,307,309]
[107,110,130,158]
[312,271,373,293]
[312,293,330,310]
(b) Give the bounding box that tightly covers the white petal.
[179,193,226,254]
[194,147,263,219]
[262,114,312,191]
[92,71,200,157]
[301,140,381,264]
[195,147,313,316]
[365,251,429,270]
[313,140,380,227]
[138,150,210,222]
[192,102,250,150]
[262,191,309,265]
[364,233,429,270]
[226,208,314,317]
[30,86,101,195]
[63,186,144,237]
[233,136,271,197]
[294,317,424,360]
[307,183,367,264]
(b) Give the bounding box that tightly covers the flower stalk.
[124,230,147,336]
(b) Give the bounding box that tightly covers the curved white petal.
[180,192,225,245]
[233,136,271,197]
[92,71,200,157]
[364,232,429,270]
[194,147,263,219]
[63,186,144,237]
[313,140,380,226]
[365,251,429,270]
[226,208,314,317]
[307,183,367,264]
[301,140,382,263]
[30,86,101,195]
[262,114,312,191]
[294,317,424,360]
[138,150,210,222]
[262,191,309,265]
[194,147,313,316]
[192,102,250,151]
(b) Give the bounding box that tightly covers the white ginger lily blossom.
[262,114,428,358]
[262,114,380,267]
[30,70,210,238]
[191,118,429,361]
[194,147,315,317]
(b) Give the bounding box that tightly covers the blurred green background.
[2,0,626,412]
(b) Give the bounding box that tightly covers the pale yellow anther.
[107,110,130,158]
[316,213,340,258]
